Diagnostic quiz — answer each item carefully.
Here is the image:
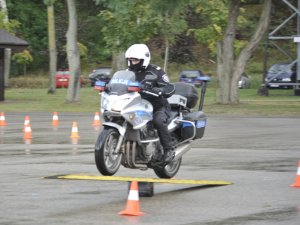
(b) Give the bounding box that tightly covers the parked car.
[88,67,112,86]
[265,62,296,89]
[238,73,251,89]
[55,70,84,88]
[178,70,207,87]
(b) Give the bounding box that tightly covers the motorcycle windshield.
[108,70,136,95]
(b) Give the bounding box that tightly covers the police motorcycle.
[94,70,210,178]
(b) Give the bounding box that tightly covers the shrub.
[9,76,49,88]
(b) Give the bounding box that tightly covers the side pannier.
[181,111,206,140]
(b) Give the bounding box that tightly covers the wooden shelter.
[0,29,29,101]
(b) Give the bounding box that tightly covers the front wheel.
[153,158,182,179]
[95,128,122,176]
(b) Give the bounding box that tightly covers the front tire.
[153,158,182,178]
[95,128,122,176]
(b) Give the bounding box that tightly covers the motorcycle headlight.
[128,113,135,120]
[123,112,136,121]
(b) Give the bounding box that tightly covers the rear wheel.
[95,128,122,176]
[153,158,182,179]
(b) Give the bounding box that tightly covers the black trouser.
[152,105,173,153]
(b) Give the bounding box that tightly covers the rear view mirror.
[94,81,107,92]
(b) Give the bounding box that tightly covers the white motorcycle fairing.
[101,91,153,130]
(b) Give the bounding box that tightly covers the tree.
[6,0,49,70]
[97,0,190,73]
[191,0,271,104]
[97,0,161,71]
[217,0,271,104]
[149,0,188,72]
[44,0,57,94]
[12,50,33,76]
[66,0,81,102]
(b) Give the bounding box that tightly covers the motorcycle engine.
[142,142,156,161]
[139,123,159,161]
[140,123,156,139]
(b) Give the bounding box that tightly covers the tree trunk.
[216,0,240,104]
[216,0,271,104]
[66,0,81,102]
[232,0,272,102]
[47,2,57,94]
[23,64,26,76]
[163,38,169,73]
[112,51,126,73]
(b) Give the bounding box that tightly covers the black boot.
[164,150,175,164]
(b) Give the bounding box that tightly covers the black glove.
[152,87,163,95]
[140,84,150,90]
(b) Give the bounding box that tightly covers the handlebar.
[141,89,160,97]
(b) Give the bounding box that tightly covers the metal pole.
[297,0,300,83]
[263,29,270,84]
[198,81,207,111]
[0,48,4,101]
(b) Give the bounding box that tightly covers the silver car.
[238,73,251,89]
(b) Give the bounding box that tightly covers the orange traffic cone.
[23,123,32,139]
[119,181,144,216]
[290,160,300,188]
[70,121,80,138]
[93,112,101,126]
[23,116,30,131]
[0,112,7,126]
[52,112,59,126]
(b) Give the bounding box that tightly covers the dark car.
[265,62,296,89]
[88,67,112,86]
[179,70,207,87]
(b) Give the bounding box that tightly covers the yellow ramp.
[45,174,232,186]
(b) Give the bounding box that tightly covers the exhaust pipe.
[173,143,191,161]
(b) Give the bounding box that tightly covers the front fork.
[115,122,127,154]
[102,121,127,154]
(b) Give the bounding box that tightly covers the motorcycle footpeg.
[163,151,175,164]
[149,160,164,169]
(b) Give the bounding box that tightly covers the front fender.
[102,122,126,136]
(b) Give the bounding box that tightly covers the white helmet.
[125,44,151,70]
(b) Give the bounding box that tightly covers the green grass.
[1,87,100,113]
[205,88,300,116]
[1,86,300,117]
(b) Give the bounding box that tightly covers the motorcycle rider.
[125,43,176,164]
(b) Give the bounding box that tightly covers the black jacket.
[132,64,175,110]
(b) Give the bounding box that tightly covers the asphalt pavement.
[0,112,299,225]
